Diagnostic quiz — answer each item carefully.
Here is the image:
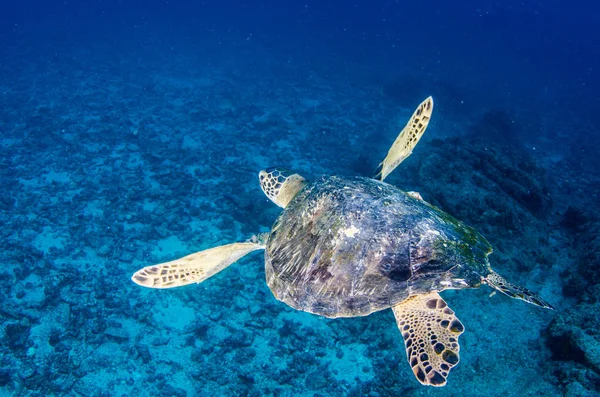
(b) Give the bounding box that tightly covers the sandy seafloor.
[1,5,600,397]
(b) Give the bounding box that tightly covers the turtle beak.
[259,170,268,183]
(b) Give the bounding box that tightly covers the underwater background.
[1,1,599,396]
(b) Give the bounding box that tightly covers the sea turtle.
[131,97,553,387]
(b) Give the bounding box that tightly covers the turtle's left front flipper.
[484,271,555,310]
[374,96,434,181]
[131,236,266,289]
[392,292,464,387]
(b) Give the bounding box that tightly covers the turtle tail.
[484,271,555,310]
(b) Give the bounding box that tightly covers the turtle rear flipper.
[131,240,264,289]
[484,271,555,310]
[392,292,464,387]
[374,96,434,181]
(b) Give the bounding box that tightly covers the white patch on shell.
[342,225,360,238]
[441,279,468,288]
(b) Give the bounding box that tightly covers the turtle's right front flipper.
[374,96,434,181]
[131,236,266,289]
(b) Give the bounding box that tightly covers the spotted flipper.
[131,239,265,289]
[484,271,554,310]
[374,96,434,181]
[392,292,464,387]
[259,167,308,208]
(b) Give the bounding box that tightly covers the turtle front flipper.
[131,237,265,289]
[374,96,434,181]
[392,292,464,387]
[484,271,555,310]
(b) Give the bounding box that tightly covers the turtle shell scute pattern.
[264,175,492,318]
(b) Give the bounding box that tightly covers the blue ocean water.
[1,1,599,396]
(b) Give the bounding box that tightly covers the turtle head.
[259,167,308,208]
